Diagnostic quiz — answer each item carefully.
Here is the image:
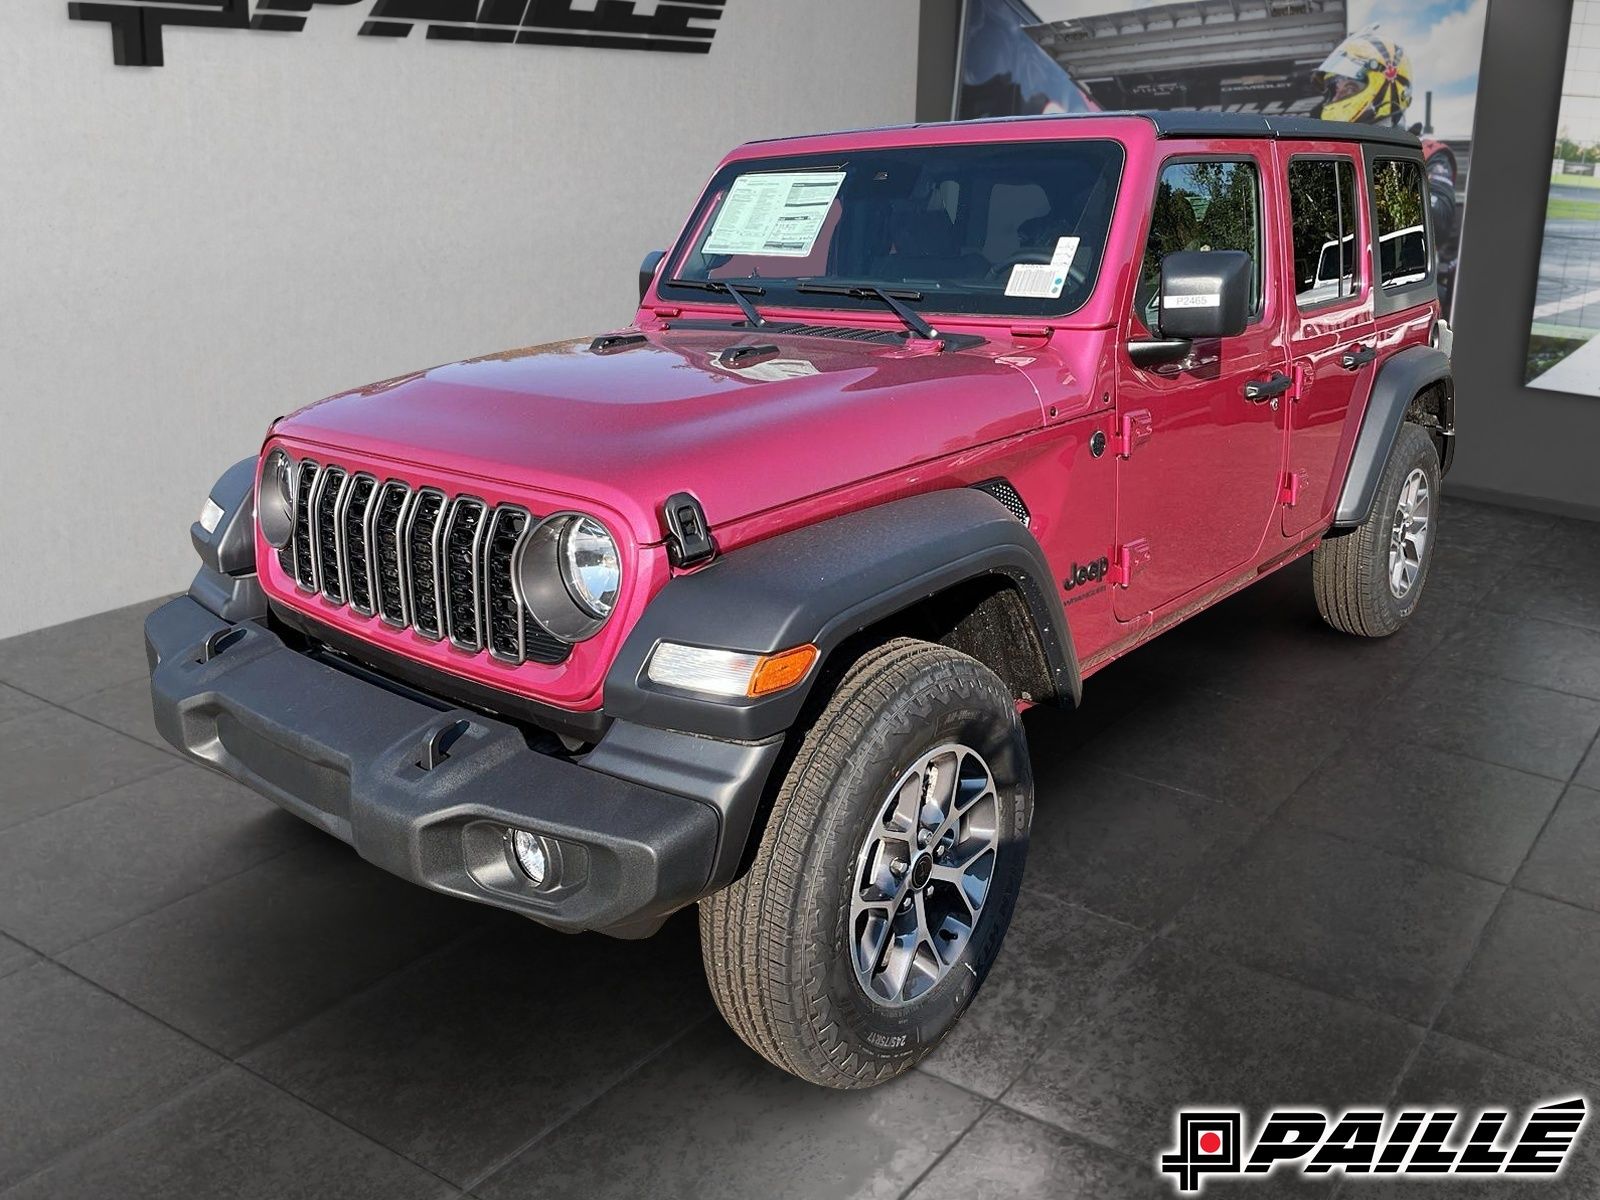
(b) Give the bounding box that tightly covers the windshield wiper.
[665,279,767,327]
[795,283,938,341]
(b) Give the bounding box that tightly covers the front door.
[1279,144,1378,537]
[1114,152,1290,622]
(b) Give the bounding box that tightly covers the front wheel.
[698,638,1032,1088]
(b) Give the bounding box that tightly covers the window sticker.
[703,171,846,258]
[1004,236,1080,299]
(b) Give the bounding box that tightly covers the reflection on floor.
[0,497,1597,1199]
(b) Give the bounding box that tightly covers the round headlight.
[560,516,621,619]
[258,450,296,549]
[512,512,622,643]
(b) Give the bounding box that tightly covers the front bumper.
[146,596,730,935]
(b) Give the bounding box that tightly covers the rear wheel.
[1313,420,1440,637]
[698,638,1032,1088]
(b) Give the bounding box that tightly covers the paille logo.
[69,0,725,67]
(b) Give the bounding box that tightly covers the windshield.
[661,139,1125,320]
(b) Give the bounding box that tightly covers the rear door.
[1279,143,1377,537]
[1114,149,1290,622]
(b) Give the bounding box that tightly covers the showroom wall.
[1448,0,1600,519]
[0,1,922,639]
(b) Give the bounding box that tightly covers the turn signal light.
[646,642,819,700]
[748,645,819,698]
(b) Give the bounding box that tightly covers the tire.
[698,637,1033,1089]
[1313,420,1441,637]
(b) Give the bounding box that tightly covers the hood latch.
[663,492,717,568]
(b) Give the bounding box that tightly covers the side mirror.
[639,250,666,303]
[1157,250,1252,341]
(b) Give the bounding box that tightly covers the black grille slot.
[770,322,905,344]
[314,467,348,605]
[342,474,377,615]
[291,460,319,591]
[443,498,487,651]
[973,479,1029,524]
[406,490,447,640]
[485,507,529,662]
[371,482,410,626]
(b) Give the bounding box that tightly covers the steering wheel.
[984,251,1054,284]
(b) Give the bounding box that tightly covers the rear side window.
[1372,159,1430,289]
[1288,159,1360,309]
[1136,159,1262,330]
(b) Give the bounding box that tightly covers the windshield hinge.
[1009,324,1053,341]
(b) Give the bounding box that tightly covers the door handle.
[1244,373,1294,403]
[1341,344,1379,371]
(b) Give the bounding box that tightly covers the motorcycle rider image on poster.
[954,0,1485,314]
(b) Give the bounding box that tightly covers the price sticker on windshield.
[704,171,846,258]
[1005,236,1080,299]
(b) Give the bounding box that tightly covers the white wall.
[0,1,921,638]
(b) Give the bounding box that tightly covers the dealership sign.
[70,0,724,67]
[1161,1099,1589,1194]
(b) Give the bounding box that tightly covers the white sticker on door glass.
[703,172,846,258]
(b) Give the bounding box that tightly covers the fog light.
[510,829,549,886]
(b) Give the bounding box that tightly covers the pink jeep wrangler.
[150,112,1454,1088]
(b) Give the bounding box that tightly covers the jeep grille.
[276,462,569,666]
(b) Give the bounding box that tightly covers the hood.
[274,327,1049,544]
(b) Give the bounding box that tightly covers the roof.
[744,110,1423,152]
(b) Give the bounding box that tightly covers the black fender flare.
[603,488,1081,743]
[1331,345,1453,531]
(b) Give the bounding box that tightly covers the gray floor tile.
[1024,765,1261,928]
[1423,544,1507,609]
[1438,611,1600,701]
[1167,822,1503,1023]
[1483,561,1600,632]
[1361,1032,1600,1199]
[0,765,313,953]
[0,933,38,980]
[63,676,179,757]
[1442,499,1557,561]
[476,1018,986,1200]
[1437,890,1600,1086]
[0,962,221,1190]
[1515,786,1600,913]
[5,1067,452,1200]
[1003,941,1423,1160]
[0,596,174,704]
[919,894,1147,1098]
[1281,742,1563,883]
[0,683,45,726]
[244,912,712,1187]
[906,1105,1163,1200]
[1355,664,1600,781]
[1529,514,1600,573]
[61,839,484,1055]
[1574,738,1600,790]
[0,706,177,831]
[1083,686,1349,814]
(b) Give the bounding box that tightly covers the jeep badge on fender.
[148,111,1453,1090]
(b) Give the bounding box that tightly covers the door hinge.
[1108,539,1151,588]
[1113,409,1153,459]
[1279,469,1308,507]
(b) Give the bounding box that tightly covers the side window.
[1372,158,1430,289]
[1136,160,1262,331]
[1289,159,1361,309]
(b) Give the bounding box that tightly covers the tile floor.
[0,498,1596,1199]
